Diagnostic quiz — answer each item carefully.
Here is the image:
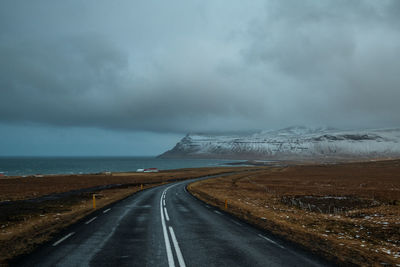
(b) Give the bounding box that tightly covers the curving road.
[14,177,331,267]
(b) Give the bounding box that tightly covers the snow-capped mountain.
[158,127,400,160]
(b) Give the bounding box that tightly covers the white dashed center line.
[164,207,170,221]
[160,187,175,267]
[160,184,187,267]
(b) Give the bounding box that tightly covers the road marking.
[169,226,186,267]
[160,187,175,267]
[163,199,166,206]
[52,232,75,246]
[214,210,222,215]
[258,234,285,249]
[230,219,242,226]
[103,208,111,213]
[164,207,170,221]
[85,216,97,225]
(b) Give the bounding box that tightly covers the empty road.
[14,177,331,267]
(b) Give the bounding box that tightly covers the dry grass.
[0,167,244,202]
[0,167,249,266]
[188,160,400,266]
[0,186,150,266]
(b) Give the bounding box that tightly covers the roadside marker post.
[93,194,96,209]
[225,199,228,210]
[141,184,143,190]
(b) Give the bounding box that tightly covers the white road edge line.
[169,226,187,267]
[163,199,166,206]
[52,232,75,246]
[230,219,242,226]
[258,234,285,249]
[214,210,222,215]
[160,187,175,267]
[85,216,97,225]
[103,208,111,213]
[164,207,170,221]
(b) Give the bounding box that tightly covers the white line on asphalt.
[52,232,75,246]
[85,216,97,225]
[163,199,166,206]
[258,234,285,249]
[103,208,111,213]
[164,207,170,221]
[214,210,222,215]
[230,219,242,226]
[169,226,187,267]
[160,187,175,267]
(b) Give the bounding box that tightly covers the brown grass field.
[0,167,247,266]
[1,160,400,266]
[189,160,400,266]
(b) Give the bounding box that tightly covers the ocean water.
[0,157,239,176]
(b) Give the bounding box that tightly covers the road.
[14,177,331,267]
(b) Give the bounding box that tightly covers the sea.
[0,157,241,177]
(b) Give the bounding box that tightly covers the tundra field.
[0,160,399,266]
[189,159,400,266]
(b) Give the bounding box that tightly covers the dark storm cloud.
[244,0,400,129]
[1,0,399,134]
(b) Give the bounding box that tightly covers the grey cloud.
[0,0,399,135]
[243,0,400,129]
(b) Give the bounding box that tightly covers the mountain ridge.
[159,127,400,160]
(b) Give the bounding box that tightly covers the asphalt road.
[14,177,332,267]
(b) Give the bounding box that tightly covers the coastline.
[0,156,240,177]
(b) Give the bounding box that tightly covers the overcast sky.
[1,0,400,156]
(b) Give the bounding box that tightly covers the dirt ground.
[0,167,248,266]
[188,160,400,266]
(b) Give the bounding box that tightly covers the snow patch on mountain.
[159,127,400,160]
